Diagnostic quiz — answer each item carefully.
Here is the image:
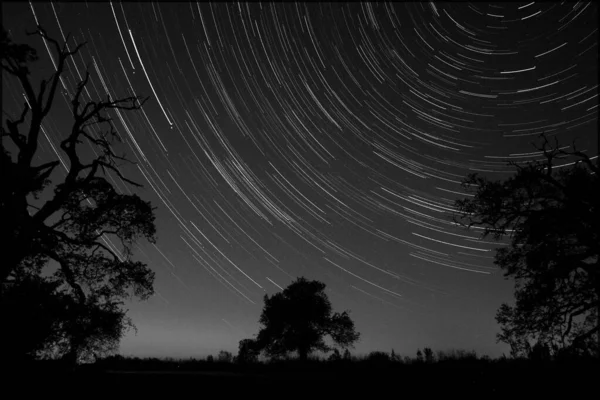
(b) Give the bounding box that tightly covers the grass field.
[11,355,598,397]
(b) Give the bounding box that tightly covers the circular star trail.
[2,2,597,357]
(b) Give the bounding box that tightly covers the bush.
[342,349,352,361]
[328,348,342,362]
[237,338,261,364]
[217,351,233,363]
[423,347,435,363]
[366,351,391,365]
[436,349,478,363]
[416,349,423,362]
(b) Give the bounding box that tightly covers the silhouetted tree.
[423,347,435,363]
[416,349,423,363]
[1,270,130,365]
[217,350,233,363]
[250,277,360,361]
[1,26,156,364]
[51,297,134,364]
[342,348,352,361]
[237,338,261,364]
[454,135,599,357]
[528,341,552,363]
[328,348,341,362]
[366,351,391,365]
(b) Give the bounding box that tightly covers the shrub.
[217,351,233,363]
[366,351,391,365]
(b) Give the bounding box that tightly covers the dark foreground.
[10,360,599,397]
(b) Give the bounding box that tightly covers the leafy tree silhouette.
[528,341,552,363]
[327,348,342,362]
[342,348,352,361]
[217,350,233,363]
[237,338,261,364]
[366,351,391,365]
[416,349,423,363]
[246,277,360,362]
[454,134,599,358]
[423,347,434,363]
[1,26,157,365]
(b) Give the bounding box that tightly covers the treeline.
[81,346,597,374]
[9,348,599,398]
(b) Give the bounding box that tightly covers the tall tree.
[248,277,360,361]
[453,135,599,357]
[1,26,157,363]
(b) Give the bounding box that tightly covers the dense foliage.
[454,136,599,357]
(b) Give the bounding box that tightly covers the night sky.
[2,2,598,359]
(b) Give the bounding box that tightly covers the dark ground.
[9,360,598,397]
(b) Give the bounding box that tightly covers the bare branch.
[91,242,120,261]
[32,160,61,174]
[4,103,29,150]
[32,160,60,182]
[78,95,148,124]
[23,27,85,118]
[45,225,121,263]
[45,249,87,304]
[572,324,600,350]
[72,69,91,118]
[97,160,143,187]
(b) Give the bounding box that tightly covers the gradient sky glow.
[2,1,598,359]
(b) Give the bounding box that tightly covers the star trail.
[2,2,597,358]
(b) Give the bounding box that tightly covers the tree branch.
[45,249,87,305]
[45,226,120,262]
[33,160,61,183]
[91,242,120,261]
[4,103,29,150]
[96,160,143,187]
[571,324,600,350]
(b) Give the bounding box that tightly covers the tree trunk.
[597,286,600,359]
[298,347,308,362]
[62,342,80,371]
[594,279,600,359]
